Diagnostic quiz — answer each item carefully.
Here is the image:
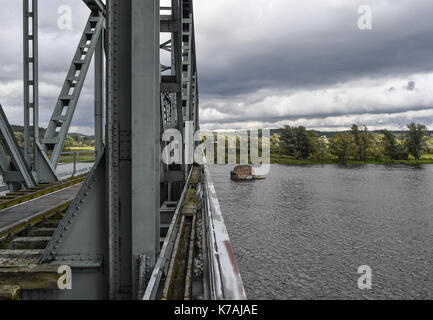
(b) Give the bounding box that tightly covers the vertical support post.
[95,27,104,158]
[107,0,129,299]
[23,0,58,185]
[131,0,160,298]
[73,152,77,176]
[23,0,39,168]
[32,0,40,172]
[172,0,186,186]
[23,0,29,165]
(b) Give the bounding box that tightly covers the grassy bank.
[270,154,433,166]
[58,147,96,164]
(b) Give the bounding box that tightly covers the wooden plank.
[0,250,43,259]
[0,264,60,290]
[0,285,20,300]
[8,237,50,250]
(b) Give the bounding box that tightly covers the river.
[210,164,433,300]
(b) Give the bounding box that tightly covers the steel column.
[0,105,36,189]
[23,0,39,168]
[95,26,104,158]
[107,0,132,299]
[131,0,160,299]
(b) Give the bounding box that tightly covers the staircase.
[43,12,104,167]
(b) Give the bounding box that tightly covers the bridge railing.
[57,151,96,178]
[143,167,193,300]
[143,158,247,300]
[202,158,248,300]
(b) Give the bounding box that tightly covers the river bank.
[271,154,433,166]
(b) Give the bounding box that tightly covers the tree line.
[275,123,430,164]
[14,131,95,151]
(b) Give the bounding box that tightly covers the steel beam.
[107,0,132,299]
[0,105,36,189]
[23,0,39,168]
[39,151,108,300]
[43,12,104,167]
[83,0,106,13]
[94,26,104,158]
[131,0,161,299]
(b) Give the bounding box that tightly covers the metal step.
[0,285,20,300]
[28,228,57,237]
[160,224,171,238]
[8,237,51,250]
[161,211,175,225]
[0,250,43,259]
[37,221,60,229]
[0,264,60,290]
[160,237,166,249]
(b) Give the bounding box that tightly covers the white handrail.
[202,158,248,300]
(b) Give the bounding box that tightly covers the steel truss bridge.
[0,0,246,300]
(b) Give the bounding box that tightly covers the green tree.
[425,135,433,154]
[270,134,282,154]
[311,136,329,162]
[360,126,370,162]
[351,124,361,160]
[405,123,427,160]
[14,132,25,150]
[280,126,315,159]
[368,133,385,161]
[64,136,75,150]
[382,130,408,160]
[382,130,398,159]
[329,133,353,164]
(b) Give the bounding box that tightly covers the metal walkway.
[0,184,81,235]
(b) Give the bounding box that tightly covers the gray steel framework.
[34,0,200,300]
[42,9,105,167]
[0,0,107,190]
[22,0,59,185]
[0,0,246,304]
[23,0,39,168]
[0,105,36,190]
[0,0,249,301]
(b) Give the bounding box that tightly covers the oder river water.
[210,164,433,300]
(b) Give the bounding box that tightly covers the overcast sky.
[1,0,433,134]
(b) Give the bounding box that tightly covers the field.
[59,147,96,164]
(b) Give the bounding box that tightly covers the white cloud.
[200,72,433,130]
[1,0,433,134]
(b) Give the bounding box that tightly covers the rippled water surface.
[210,164,433,300]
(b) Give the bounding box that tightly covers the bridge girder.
[30,0,200,300]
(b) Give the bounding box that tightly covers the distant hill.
[11,125,93,139]
[11,125,94,147]
[271,128,433,139]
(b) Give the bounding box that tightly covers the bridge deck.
[0,184,82,234]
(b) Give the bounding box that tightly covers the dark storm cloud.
[196,0,433,97]
[1,0,433,132]
[0,0,95,131]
